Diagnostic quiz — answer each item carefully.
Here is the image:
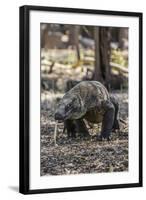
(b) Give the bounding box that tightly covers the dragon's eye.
[65,103,72,111]
[67,104,71,108]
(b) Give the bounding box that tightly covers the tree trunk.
[118,28,128,49]
[69,25,80,61]
[41,24,49,49]
[93,27,111,87]
[94,27,102,81]
[100,27,111,84]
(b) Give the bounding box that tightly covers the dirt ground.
[40,90,128,176]
[40,48,128,176]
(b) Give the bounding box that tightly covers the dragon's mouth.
[56,120,64,123]
[55,107,73,121]
[54,113,69,121]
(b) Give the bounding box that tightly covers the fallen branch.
[119,118,127,125]
[110,62,128,73]
[54,121,58,146]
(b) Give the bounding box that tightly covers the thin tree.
[94,27,102,81]
[94,27,111,86]
[69,25,80,61]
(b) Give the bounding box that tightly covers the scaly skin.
[55,81,119,140]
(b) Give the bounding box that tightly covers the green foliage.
[111,49,128,67]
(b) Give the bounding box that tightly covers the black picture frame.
[19,5,143,194]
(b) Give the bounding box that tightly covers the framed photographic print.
[19,5,143,194]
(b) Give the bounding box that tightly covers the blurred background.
[41,24,128,92]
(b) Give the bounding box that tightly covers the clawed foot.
[96,134,111,141]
